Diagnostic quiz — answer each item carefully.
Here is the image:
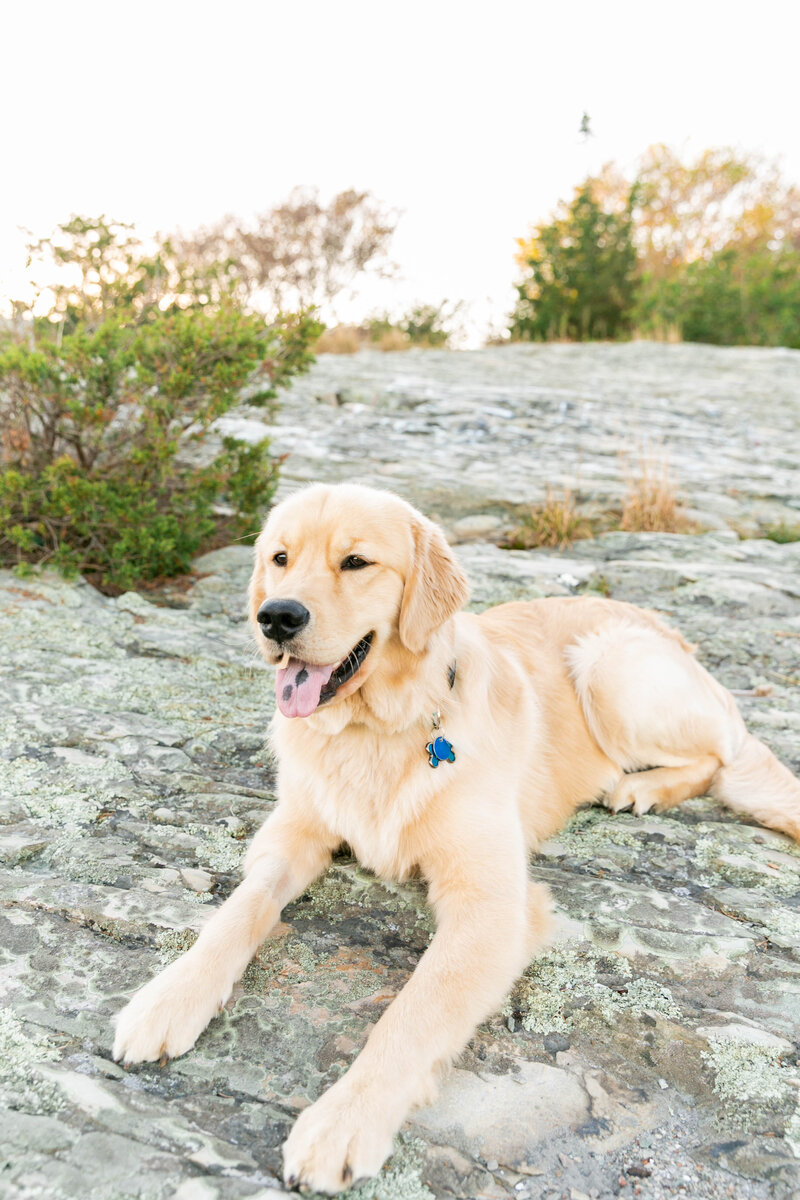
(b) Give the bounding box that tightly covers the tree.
[510,184,638,341]
[25,216,170,335]
[586,146,800,338]
[169,187,397,316]
[23,189,396,335]
[510,147,800,346]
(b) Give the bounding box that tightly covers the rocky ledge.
[2,344,799,1200]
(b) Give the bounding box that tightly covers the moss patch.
[155,928,199,965]
[702,1034,800,1134]
[333,1135,435,1200]
[505,941,681,1034]
[557,806,641,851]
[694,833,800,897]
[0,1007,64,1115]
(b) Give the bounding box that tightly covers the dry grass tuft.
[315,325,412,353]
[315,326,362,355]
[376,328,411,352]
[504,487,591,550]
[621,454,687,532]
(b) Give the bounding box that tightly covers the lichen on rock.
[2,344,800,1198]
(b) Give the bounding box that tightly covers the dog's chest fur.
[274,714,455,880]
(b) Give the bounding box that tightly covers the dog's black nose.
[256,599,310,644]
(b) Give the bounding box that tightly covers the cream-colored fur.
[113,483,800,1193]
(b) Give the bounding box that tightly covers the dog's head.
[248,484,469,719]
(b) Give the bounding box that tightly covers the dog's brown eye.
[273,552,287,566]
[341,554,371,571]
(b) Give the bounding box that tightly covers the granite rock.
[2,344,800,1200]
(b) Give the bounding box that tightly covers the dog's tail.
[711,733,800,841]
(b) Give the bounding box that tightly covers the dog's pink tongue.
[276,658,335,718]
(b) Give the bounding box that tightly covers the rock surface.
[265,342,800,538]
[2,343,800,1200]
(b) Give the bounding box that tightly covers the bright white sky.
[2,0,798,340]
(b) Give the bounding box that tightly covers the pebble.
[180,867,214,892]
[153,807,180,823]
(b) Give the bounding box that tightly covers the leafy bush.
[365,301,461,349]
[677,246,800,349]
[400,302,460,347]
[0,303,322,589]
[316,303,462,354]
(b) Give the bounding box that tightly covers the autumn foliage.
[511,145,800,347]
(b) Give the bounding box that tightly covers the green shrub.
[766,521,800,544]
[401,302,459,347]
[677,246,800,349]
[364,301,461,349]
[0,305,322,589]
[635,244,800,348]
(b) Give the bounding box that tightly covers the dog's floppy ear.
[399,515,469,654]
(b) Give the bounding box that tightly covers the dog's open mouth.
[276,633,374,719]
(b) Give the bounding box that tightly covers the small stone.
[180,867,214,892]
[544,1032,571,1054]
[486,1159,499,1173]
[451,514,503,540]
[153,807,180,823]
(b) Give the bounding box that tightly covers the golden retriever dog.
[113,483,800,1193]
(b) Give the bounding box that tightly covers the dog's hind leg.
[567,618,800,839]
[606,755,721,816]
[567,619,744,771]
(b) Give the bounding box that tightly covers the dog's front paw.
[113,953,228,1065]
[283,1078,397,1194]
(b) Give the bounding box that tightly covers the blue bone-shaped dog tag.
[426,735,456,768]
